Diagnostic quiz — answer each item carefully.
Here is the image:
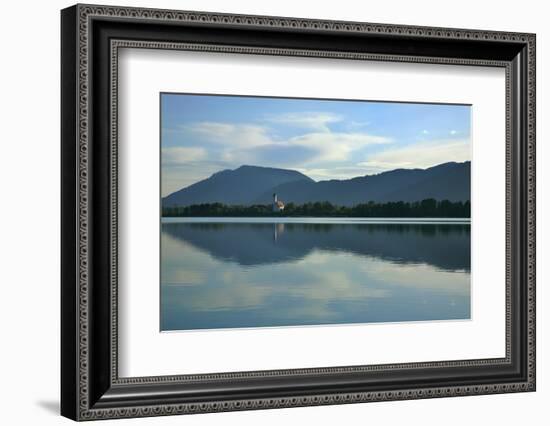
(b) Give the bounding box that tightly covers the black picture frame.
[61,4,536,421]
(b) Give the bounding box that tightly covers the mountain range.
[162,161,470,207]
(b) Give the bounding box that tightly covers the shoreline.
[161,217,471,225]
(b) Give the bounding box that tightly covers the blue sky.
[161,93,471,196]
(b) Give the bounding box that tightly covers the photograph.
[160,93,472,331]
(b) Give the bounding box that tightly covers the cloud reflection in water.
[161,221,470,331]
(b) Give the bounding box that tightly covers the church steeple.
[272,193,284,212]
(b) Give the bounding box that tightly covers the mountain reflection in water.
[161,219,470,331]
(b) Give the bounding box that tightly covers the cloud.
[163,249,393,316]
[347,120,371,130]
[264,111,343,132]
[290,132,391,163]
[358,139,470,173]
[225,131,391,168]
[162,146,207,165]
[169,120,391,168]
[162,246,469,325]
[295,166,372,181]
[358,260,470,295]
[244,144,318,167]
[162,269,206,286]
[180,122,273,148]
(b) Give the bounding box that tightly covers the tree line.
[162,199,470,218]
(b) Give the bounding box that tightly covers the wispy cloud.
[162,146,207,165]
[179,122,272,148]
[162,245,468,322]
[264,111,343,132]
[294,166,373,182]
[166,120,391,167]
[347,120,371,130]
[289,131,391,163]
[358,139,471,173]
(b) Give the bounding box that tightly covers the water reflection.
[273,223,285,241]
[162,221,470,272]
[161,220,470,331]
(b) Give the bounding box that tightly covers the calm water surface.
[161,218,471,331]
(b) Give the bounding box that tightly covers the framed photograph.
[61,4,536,421]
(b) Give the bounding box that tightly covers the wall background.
[0,0,546,424]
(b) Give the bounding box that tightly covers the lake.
[161,217,471,331]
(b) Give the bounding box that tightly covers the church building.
[272,193,285,212]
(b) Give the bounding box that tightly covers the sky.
[161,93,471,197]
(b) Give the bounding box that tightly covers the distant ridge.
[163,161,470,207]
[163,165,313,207]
